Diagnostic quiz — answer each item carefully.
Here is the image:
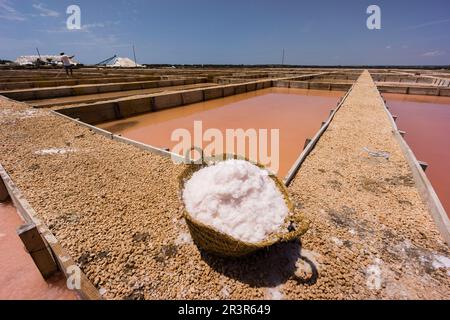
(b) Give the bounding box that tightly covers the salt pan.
[182,159,289,243]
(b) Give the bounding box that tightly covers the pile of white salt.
[182,159,289,243]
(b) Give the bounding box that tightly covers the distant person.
[60,52,75,76]
[35,58,43,68]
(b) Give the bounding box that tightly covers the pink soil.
[0,200,78,300]
[99,87,343,178]
[385,93,450,217]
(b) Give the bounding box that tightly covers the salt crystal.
[266,286,284,300]
[106,57,141,68]
[34,147,77,155]
[432,255,450,270]
[182,160,288,243]
[175,232,193,245]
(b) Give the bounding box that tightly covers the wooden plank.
[17,223,58,279]
[0,177,8,201]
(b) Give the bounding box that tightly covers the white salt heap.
[15,55,78,66]
[182,159,289,243]
[107,57,141,68]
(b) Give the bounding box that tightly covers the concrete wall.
[57,79,273,124]
[55,73,330,124]
[377,86,409,94]
[372,74,438,85]
[0,76,164,90]
[439,88,450,96]
[273,80,352,91]
[378,85,446,96]
[0,78,208,101]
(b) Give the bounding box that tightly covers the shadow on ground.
[200,239,318,288]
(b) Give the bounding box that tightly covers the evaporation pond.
[99,87,343,178]
[385,93,450,217]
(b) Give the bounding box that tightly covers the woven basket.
[178,154,309,257]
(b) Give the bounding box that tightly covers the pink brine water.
[385,93,450,218]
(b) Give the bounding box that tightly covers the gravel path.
[287,71,449,299]
[0,70,448,299]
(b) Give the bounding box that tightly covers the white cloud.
[32,3,59,17]
[405,18,450,30]
[385,45,392,49]
[86,21,119,29]
[82,23,106,30]
[80,22,116,32]
[0,0,27,21]
[0,1,60,21]
[59,32,125,48]
[45,21,118,35]
[422,50,445,57]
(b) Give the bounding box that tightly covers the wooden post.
[17,223,59,279]
[303,138,312,150]
[0,178,8,202]
[418,161,429,172]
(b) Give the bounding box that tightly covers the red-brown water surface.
[0,200,77,299]
[99,87,343,178]
[385,93,450,217]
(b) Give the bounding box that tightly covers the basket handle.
[279,211,310,242]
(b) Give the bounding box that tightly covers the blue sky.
[1,0,450,65]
